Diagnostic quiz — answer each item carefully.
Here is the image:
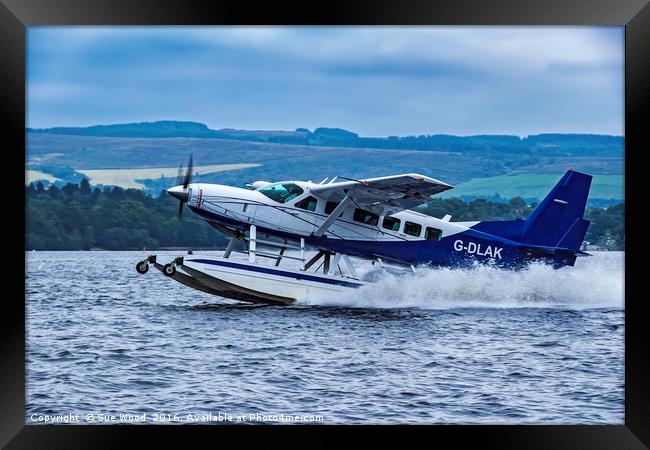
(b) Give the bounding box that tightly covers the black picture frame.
[4,0,648,447]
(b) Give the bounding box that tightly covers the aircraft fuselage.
[178,181,565,269]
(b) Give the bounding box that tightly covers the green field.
[76,163,261,189]
[26,129,624,200]
[439,173,624,201]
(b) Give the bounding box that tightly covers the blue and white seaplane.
[135,156,592,305]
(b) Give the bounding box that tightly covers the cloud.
[26,26,623,136]
[27,81,93,101]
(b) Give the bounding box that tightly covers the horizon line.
[25,120,625,139]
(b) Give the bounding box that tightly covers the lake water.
[26,251,624,424]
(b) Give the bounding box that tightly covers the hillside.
[28,120,624,156]
[26,121,624,205]
[438,173,624,205]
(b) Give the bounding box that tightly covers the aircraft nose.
[167,185,189,202]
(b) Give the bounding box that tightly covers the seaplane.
[135,155,593,305]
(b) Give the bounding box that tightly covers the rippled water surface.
[26,251,624,424]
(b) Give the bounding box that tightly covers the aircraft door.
[241,202,257,224]
[280,196,317,234]
[251,202,280,229]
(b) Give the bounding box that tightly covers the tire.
[163,263,176,277]
[136,261,149,274]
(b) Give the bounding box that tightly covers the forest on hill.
[29,120,623,156]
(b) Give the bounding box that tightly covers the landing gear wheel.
[136,261,149,274]
[163,263,176,277]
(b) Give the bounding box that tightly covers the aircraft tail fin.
[520,169,592,250]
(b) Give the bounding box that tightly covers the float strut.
[224,237,237,259]
[303,250,325,271]
[249,225,257,263]
[323,252,331,274]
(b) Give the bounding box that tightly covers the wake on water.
[298,251,624,310]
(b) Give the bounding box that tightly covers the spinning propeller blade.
[178,197,185,219]
[175,162,184,186]
[182,153,193,188]
[169,153,194,220]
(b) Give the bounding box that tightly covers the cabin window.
[325,201,340,214]
[382,216,401,231]
[295,196,318,212]
[404,221,422,237]
[258,183,304,204]
[425,227,442,241]
[353,208,379,226]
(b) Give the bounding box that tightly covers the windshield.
[257,183,304,203]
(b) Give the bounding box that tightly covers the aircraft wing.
[310,173,453,213]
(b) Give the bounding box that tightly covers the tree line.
[30,121,623,156]
[26,180,624,251]
[26,180,228,250]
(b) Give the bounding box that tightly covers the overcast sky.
[27,26,624,137]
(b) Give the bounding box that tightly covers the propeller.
[182,153,193,189]
[175,162,184,186]
[177,195,185,219]
[167,153,194,220]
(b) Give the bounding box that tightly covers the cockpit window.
[325,201,340,214]
[295,196,318,211]
[258,183,304,203]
